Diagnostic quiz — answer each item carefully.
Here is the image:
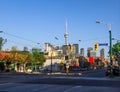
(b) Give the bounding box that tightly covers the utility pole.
[96,20,113,77]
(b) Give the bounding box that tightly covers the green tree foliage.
[112,42,120,56]
[0,61,5,72]
[33,51,45,65]
[112,42,120,65]
[0,37,6,51]
[32,51,45,71]
[11,46,18,51]
[26,53,34,63]
[83,61,90,68]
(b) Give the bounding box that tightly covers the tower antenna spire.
[64,20,68,45]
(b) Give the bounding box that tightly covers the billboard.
[89,57,94,64]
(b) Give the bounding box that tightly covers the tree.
[112,42,120,66]
[25,53,34,71]
[32,51,45,71]
[83,61,90,68]
[0,50,45,72]
[0,52,11,72]
[11,46,18,51]
[0,37,7,51]
[8,51,28,72]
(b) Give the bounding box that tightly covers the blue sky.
[0,0,120,57]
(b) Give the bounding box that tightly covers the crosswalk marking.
[50,76,120,81]
[64,86,83,92]
[0,83,119,92]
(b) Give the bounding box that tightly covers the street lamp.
[55,36,59,50]
[96,20,113,76]
[55,37,62,58]
[0,31,3,33]
[51,51,53,74]
[78,40,81,55]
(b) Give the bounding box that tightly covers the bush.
[0,62,5,72]
[83,61,90,68]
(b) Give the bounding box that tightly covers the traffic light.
[68,44,73,51]
[94,43,99,51]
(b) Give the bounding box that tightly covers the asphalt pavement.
[0,69,120,92]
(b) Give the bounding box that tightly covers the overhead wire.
[2,31,40,50]
[3,31,40,44]
[6,39,33,48]
[81,37,108,42]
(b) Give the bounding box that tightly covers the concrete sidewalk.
[32,69,100,75]
[0,69,107,75]
[0,70,101,78]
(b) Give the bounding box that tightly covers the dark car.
[113,66,120,76]
[106,67,111,76]
[106,66,120,76]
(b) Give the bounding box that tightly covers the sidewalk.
[0,69,100,76]
[0,70,120,81]
[1,69,120,78]
[32,69,101,75]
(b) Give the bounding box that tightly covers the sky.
[0,0,120,57]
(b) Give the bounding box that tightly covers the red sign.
[89,57,94,64]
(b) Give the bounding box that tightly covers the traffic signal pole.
[109,30,112,65]
[96,20,113,77]
[109,28,113,77]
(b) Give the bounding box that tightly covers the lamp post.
[96,20,113,76]
[0,31,3,33]
[51,51,53,74]
[79,40,81,55]
[55,36,59,50]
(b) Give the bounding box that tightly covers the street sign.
[99,43,108,46]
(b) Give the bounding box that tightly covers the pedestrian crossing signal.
[94,43,99,51]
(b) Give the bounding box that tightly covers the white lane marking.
[64,86,83,92]
[0,83,15,85]
[32,85,52,92]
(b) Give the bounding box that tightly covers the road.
[0,83,120,92]
[79,68,106,77]
[0,69,120,92]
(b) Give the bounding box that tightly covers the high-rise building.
[44,43,53,53]
[32,47,41,53]
[62,44,79,56]
[100,48,104,58]
[73,44,79,56]
[62,45,68,55]
[87,47,93,57]
[23,46,28,51]
[80,48,84,56]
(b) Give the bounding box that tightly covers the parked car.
[39,67,47,72]
[106,67,112,76]
[106,65,120,76]
[113,66,120,76]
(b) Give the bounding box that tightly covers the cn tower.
[64,21,68,45]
